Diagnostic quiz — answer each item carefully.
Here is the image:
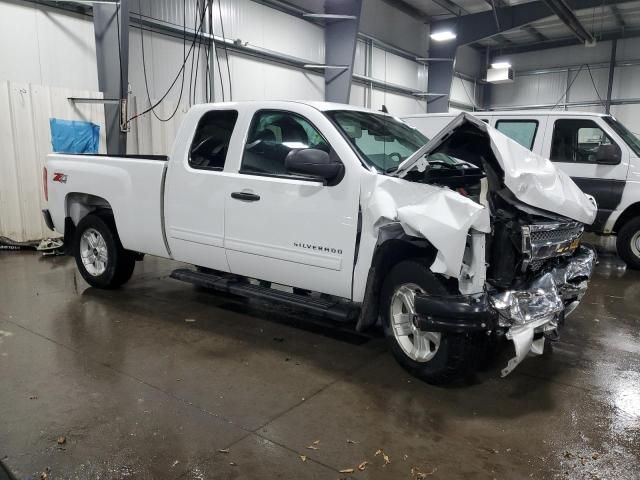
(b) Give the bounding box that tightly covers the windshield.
[327,110,429,172]
[603,116,640,157]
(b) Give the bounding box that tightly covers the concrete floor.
[0,249,639,480]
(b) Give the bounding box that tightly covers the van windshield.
[327,110,429,173]
[603,116,640,157]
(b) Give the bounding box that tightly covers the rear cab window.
[495,119,539,150]
[189,110,238,170]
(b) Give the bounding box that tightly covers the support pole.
[324,0,362,104]
[605,39,617,114]
[426,42,456,112]
[93,0,129,154]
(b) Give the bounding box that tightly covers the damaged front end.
[390,113,598,377]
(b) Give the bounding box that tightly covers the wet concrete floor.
[0,249,638,479]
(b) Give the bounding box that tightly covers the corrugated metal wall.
[0,82,106,243]
[489,38,640,134]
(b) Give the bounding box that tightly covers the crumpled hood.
[396,113,597,225]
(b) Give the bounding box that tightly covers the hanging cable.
[137,0,189,122]
[551,64,584,110]
[128,0,209,124]
[217,0,232,100]
[213,0,226,101]
[586,63,606,108]
[188,0,199,106]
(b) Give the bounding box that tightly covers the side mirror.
[285,148,343,183]
[596,143,621,165]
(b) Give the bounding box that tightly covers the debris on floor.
[56,436,66,445]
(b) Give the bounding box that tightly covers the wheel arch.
[63,193,115,254]
[613,202,640,233]
[355,224,438,332]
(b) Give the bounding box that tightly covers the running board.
[170,268,358,323]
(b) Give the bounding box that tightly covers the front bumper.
[414,245,597,376]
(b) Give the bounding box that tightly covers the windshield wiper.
[385,166,399,173]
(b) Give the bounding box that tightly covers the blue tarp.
[49,118,100,154]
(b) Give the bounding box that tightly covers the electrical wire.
[551,64,584,110]
[586,63,606,108]
[138,0,188,122]
[217,0,232,101]
[458,76,478,110]
[213,0,226,101]
[128,0,210,124]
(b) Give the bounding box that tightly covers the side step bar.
[170,268,359,323]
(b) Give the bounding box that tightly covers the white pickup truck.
[43,101,597,383]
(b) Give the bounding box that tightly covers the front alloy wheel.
[79,228,109,276]
[390,283,441,362]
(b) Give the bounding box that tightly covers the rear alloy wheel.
[616,216,640,269]
[74,214,136,289]
[381,259,484,385]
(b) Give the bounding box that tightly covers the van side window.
[241,110,329,176]
[495,120,538,150]
[551,119,615,163]
[189,110,238,170]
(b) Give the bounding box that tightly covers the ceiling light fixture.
[491,61,511,69]
[430,30,457,42]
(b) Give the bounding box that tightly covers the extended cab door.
[541,116,629,231]
[164,108,243,271]
[223,106,361,298]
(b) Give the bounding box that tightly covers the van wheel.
[73,214,136,289]
[616,217,640,269]
[380,259,483,385]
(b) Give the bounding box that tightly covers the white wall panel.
[567,67,609,103]
[0,2,97,91]
[354,40,367,76]
[214,0,324,63]
[610,105,640,136]
[0,82,105,242]
[371,47,426,91]
[360,0,428,56]
[211,53,324,102]
[491,72,566,108]
[349,84,367,107]
[371,89,426,117]
[450,77,481,109]
[612,65,640,99]
[128,28,208,106]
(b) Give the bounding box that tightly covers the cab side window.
[189,110,238,170]
[241,111,329,176]
[495,120,538,150]
[551,119,615,163]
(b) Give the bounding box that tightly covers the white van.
[403,111,640,268]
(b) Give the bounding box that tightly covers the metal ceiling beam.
[523,25,548,42]
[429,0,624,47]
[491,27,640,56]
[381,0,431,21]
[541,0,594,44]
[493,33,514,45]
[610,4,626,29]
[431,0,467,17]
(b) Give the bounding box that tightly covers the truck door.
[164,109,241,271]
[542,116,629,231]
[223,108,361,298]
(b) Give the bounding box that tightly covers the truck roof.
[188,100,393,115]
[403,110,611,118]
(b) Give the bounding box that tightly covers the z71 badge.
[52,172,68,183]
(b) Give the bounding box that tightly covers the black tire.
[617,217,640,269]
[380,259,484,385]
[73,214,136,289]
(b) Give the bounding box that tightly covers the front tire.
[380,259,484,385]
[616,217,640,269]
[73,214,136,289]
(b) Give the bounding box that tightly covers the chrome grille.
[521,222,584,272]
